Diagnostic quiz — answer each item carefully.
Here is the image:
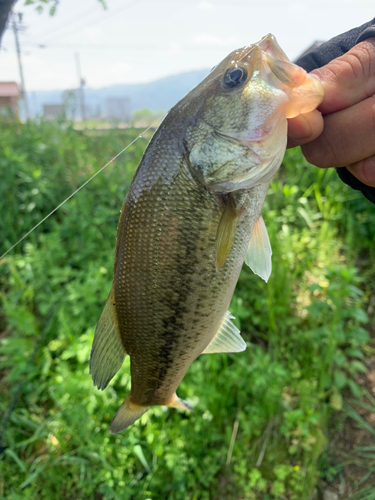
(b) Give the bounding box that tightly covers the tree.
[0,0,17,44]
[0,0,59,45]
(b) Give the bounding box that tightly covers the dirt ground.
[319,351,375,500]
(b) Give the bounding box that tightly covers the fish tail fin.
[167,393,194,412]
[110,396,149,435]
[90,287,127,390]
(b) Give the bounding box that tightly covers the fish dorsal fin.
[90,287,127,390]
[203,311,246,354]
[245,215,272,282]
[110,396,149,435]
[215,197,240,271]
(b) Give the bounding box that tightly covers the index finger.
[312,38,375,114]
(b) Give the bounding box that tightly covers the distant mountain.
[27,68,211,118]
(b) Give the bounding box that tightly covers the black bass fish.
[90,34,323,434]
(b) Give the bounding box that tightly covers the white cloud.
[198,2,214,10]
[0,51,19,82]
[83,26,103,42]
[168,42,182,55]
[24,55,77,90]
[4,48,135,90]
[192,34,240,47]
[86,62,134,87]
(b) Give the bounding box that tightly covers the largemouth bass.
[90,34,323,434]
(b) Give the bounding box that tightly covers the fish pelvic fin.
[245,215,272,282]
[110,396,149,435]
[167,393,194,412]
[90,287,127,390]
[203,311,246,354]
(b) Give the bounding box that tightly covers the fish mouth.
[217,126,272,148]
[207,120,287,192]
[206,147,285,193]
[217,109,284,149]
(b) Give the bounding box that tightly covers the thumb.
[287,109,323,148]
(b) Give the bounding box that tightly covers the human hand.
[287,38,375,188]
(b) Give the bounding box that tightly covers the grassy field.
[0,118,374,499]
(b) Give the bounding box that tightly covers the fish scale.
[115,160,247,402]
[89,34,324,433]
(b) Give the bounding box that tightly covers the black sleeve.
[295,18,375,205]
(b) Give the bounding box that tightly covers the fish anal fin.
[110,396,149,435]
[245,215,272,283]
[90,287,126,390]
[203,311,246,354]
[215,197,240,271]
[167,394,194,412]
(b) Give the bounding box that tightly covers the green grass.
[322,391,375,499]
[0,118,374,499]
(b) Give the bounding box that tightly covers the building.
[0,82,21,116]
[43,104,66,120]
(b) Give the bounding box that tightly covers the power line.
[11,10,29,118]
[35,0,144,46]
[21,42,228,53]
[30,0,112,43]
[75,52,86,120]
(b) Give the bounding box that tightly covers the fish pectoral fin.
[167,394,194,412]
[203,311,246,354]
[245,215,272,283]
[110,396,149,435]
[215,198,241,271]
[90,287,127,390]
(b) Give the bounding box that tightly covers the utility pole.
[75,52,86,121]
[11,10,29,119]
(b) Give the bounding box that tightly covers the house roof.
[0,82,20,97]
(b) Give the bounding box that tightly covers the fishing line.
[1,46,252,262]
[0,117,165,261]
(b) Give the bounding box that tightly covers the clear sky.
[1,0,374,91]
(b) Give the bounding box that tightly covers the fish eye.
[223,65,248,89]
